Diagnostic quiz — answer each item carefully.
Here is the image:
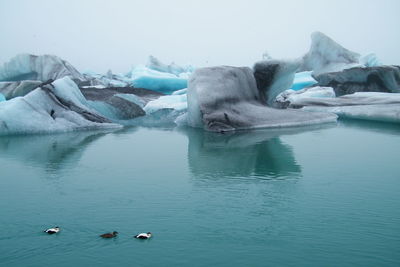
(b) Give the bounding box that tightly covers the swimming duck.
[44,226,60,234]
[134,232,152,239]
[100,231,118,238]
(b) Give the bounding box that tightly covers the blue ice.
[290,71,317,91]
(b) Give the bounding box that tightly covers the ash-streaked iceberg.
[253,59,300,106]
[187,65,337,132]
[314,66,400,96]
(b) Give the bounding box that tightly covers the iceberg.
[299,32,361,75]
[253,59,300,106]
[0,77,120,135]
[314,65,400,96]
[146,56,194,76]
[0,54,85,83]
[130,94,188,127]
[129,65,188,93]
[187,65,337,132]
[0,93,5,102]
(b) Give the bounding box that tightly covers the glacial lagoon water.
[0,121,399,266]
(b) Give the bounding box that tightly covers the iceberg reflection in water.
[185,128,302,180]
[0,129,117,173]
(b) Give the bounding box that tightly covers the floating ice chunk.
[300,32,361,75]
[253,59,300,106]
[144,94,187,114]
[290,71,317,91]
[275,86,335,108]
[0,93,5,102]
[129,65,188,93]
[292,92,400,124]
[0,54,85,83]
[360,53,382,67]
[187,66,337,132]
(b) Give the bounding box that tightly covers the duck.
[100,231,118,238]
[134,232,152,239]
[44,226,60,234]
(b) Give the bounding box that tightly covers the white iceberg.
[0,77,120,135]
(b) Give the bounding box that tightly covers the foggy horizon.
[1,0,399,73]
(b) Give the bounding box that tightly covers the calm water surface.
[0,121,399,266]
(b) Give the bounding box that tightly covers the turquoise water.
[0,121,399,266]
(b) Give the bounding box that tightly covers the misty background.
[1,0,399,73]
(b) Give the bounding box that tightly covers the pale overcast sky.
[0,0,399,73]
